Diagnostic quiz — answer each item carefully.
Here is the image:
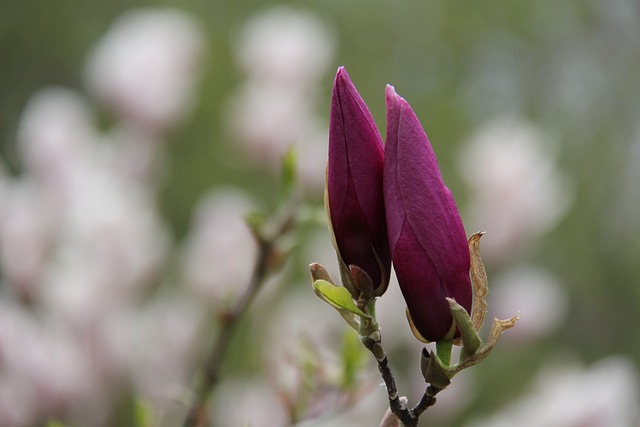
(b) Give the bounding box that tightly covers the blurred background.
[1,0,639,426]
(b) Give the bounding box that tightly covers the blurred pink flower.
[229,6,334,193]
[490,265,569,343]
[17,88,96,189]
[458,117,572,262]
[85,8,204,133]
[38,167,170,322]
[13,72,170,323]
[0,303,110,426]
[229,83,314,166]
[213,380,289,427]
[234,7,334,88]
[104,124,166,188]
[0,180,54,300]
[464,356,639,427]
[181,189,258,304]
[114,295,203,406]
[0,9,206,426]
[265,290,346,395]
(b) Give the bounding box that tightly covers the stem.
[411,385,441,419]
[361,329,421,427]
[361,327,445,427]
[183,238,272,427]
[435,340,453,367]
[182,199,297,427]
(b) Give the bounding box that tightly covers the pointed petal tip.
[387,84,409,98]
[385,84,407,110]
[385,84,397,99]
[385,85,397,114]
[334,66,354,92]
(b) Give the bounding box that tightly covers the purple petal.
[328,67,390,290]
[393,218,453,341]
[384,85,472,339]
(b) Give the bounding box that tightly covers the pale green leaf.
[313,280,369,318]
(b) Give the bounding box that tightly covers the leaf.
[447,298,482,361]
[280,148,298,195]
[313,280,369,318]
[340,329,365,389]
[420,348,452,389]
[134,398,151,427]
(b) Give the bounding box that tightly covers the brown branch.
[411,385,441,418]
[182,238,272,427]
[183,199,297,427]
[361,331,442,427]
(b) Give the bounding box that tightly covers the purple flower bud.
[327,67,391,297]
[384,85,472,342]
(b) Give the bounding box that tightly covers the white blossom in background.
[264,290,351,419]
[229,6,334,193]
[107,295,203,409]
[235,7,335,88]
[0,302,112,427]
[229,82,315,167]
[464,356,640,427]
[181,189,258,305]
[295,122,329,191]
[105,124,166,188]
[0,180,53,300]
[39,173,169,323]
[213,380,289,427]
[85,8,204,133]
[16,88,96,195]
[489,265,569,343]
[0,8,207,424]
[0,304,42,427]
[458,117,572,262]
[12,84,171,322]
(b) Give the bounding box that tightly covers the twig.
[183,200,296,427]
[361,331,441,427]
[411,385,441,418]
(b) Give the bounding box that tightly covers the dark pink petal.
[384,84,472,341]
[393,219,453,341]
[328,67,390,292]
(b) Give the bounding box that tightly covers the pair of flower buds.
[326,67,472,343]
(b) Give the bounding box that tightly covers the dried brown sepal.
[372,246,389,297]
[455,316,519,371]
[350,265,374,310]
[468,232,488,332]
[309,262,336,285]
